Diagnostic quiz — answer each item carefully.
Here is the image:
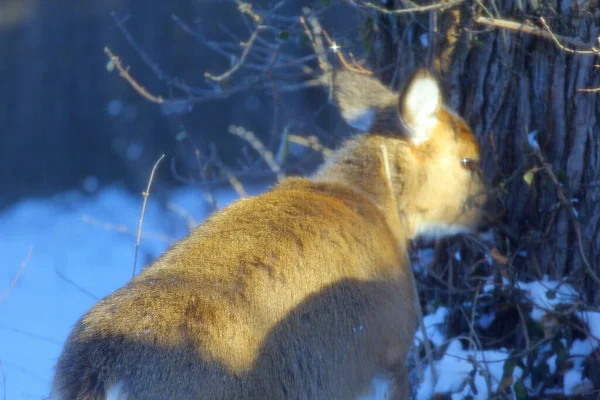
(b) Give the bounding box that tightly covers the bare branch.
[0,360,5,400]
[104,47,165,103]
[133,153,166,278]
[539,17,599,55]
[299,14,330,74]
[112,9,322,105]
[0,246,32,304]
[475,16,598,53]
[236,0,262,23]
[0,324,62,346]
[55,270,98,301]
[577,87,600,93]
[288,134,333,156]
[229,125,285,181]
[82,215,176,244]
[111,12,175,85]
[529,142,600,286]
[355,0,464,14]
[217,164,249,199]
[209,143,249,199]
[321,28,373,75]
[205,26,265,82]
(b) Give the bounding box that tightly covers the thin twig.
[112,5,323,106]
[55,270,99,301]
[222,167,249,198]
[0,246,32,304]
[166,202,199,231]
[229,125,285,181]
[236,0,262,23]
[0,324,62,346]
[0,360,5,400]
[321,29,373,75]
[204,0,290,81]
[104,47,165,103]
[539,17,599,55]
[357,0,464,14]
[516,304,531,350]
[205,26,264,81]
[132,153,166,278]
[110,12,177,84]
[577,86,600,93]
[288,134,333,156]
[82,215,176,244]
[209,144,249,199]
[529,145,600,286]
[299,15,330,74]
[475,17,597,52]
[0,360,49,384]
[459,307,494,396]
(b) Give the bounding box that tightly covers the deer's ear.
[329,70,396,131]
[398,69,442,144]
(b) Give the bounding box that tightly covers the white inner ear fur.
[401,76,440,145]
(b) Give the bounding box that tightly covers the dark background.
[0,0,360,209]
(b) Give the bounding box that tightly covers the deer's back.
[52,177,416,400]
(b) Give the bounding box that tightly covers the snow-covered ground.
[0,184,264,399]
[0,185,598,399]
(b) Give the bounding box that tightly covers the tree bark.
[372,0,600,299]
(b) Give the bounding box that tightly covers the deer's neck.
[312,136,416,241]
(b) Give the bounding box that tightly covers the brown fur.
[51,69,486,400]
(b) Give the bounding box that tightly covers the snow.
[546,354,557,374]
[453,249,461,261]
[414,275,600,399]
[476,311,496,330]
[414,306,448,347]
[0,184,263,399]
[483,275,510,293]
[564,314,600,397]
[515,276,578,322]
[412,248,434,274]
[577,311,600,346]
[527,130,540,150]
[415,339,521,400]
[564,368,593,397]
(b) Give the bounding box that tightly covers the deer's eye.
[461,158,479,171]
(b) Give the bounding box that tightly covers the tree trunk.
[372,0,599,300]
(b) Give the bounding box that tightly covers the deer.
[51,68,486,400]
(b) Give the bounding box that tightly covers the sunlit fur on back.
[51,68,486,400]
